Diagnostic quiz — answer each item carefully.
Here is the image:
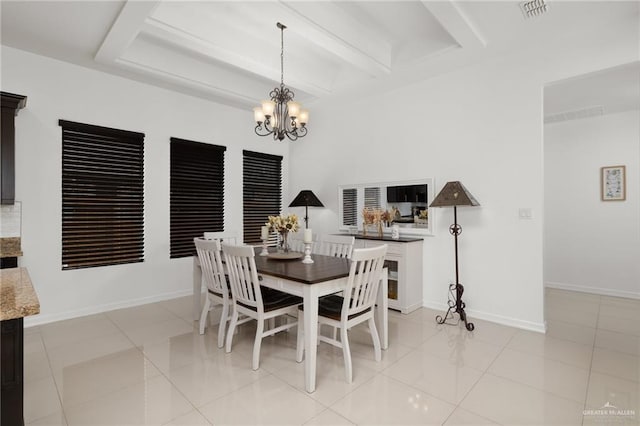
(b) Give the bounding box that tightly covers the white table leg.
[303,286,319,393]
[193,256,202,321]
[375,268,389,350]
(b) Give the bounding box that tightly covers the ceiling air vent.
[544,105,605,124]
[520,0,549,18]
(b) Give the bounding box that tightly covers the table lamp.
[429,181,480,331]
[289,190,324,229]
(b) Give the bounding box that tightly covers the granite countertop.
[343,233,424,243]
[0,237,23,258]
[0,267,40,321]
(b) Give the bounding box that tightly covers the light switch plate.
[519,208,533,219]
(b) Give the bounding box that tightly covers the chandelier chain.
[280,24,284,87]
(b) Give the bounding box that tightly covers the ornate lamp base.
[436,282,475,331]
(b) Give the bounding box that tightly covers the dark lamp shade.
[430,181,480,208]
[289,190,324,208]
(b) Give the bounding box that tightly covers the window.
[342,188,357,226]
[60,120,144,270]
[364,187,381,209]
[243,150,282,244]
[170,138,226,258]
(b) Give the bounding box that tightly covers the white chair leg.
[225,309,239,353]
[368,317,381,362]
[252,319,264,370]
[199,296,211,335]
[341,327,352,383]
[217,301,229,349]
[296,311,304,362]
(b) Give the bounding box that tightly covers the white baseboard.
[24,289,194,328]
[422,300,546,334]
[545,281,640,300]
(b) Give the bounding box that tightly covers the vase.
[278,231,290,253]
[363,223,382,237]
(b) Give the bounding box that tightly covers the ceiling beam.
[422,1,486,50]
[142,18,332,98]
[279,1,392,76]
[95,0,161,64]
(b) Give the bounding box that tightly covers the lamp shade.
[289,190,324,207]
[430,181,480,208]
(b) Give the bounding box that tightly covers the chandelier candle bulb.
[253,107,265,123]
[261,100,275,117]
[304,228,313,244]
[298,110,309,125]
[287,101,301,118]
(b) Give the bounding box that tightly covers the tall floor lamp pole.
[430,181,480,332]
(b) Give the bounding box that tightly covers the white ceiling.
[1,1,638,113]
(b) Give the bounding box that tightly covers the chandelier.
[253,23,308,141]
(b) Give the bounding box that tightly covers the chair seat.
[301,294,371,321]
[238,287,302,312]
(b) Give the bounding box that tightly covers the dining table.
[192,248,388,393]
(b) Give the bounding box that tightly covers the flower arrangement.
[266,213,300,233]
[363,207,398,225]
[266,214,299,253]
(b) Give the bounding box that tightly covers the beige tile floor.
[23,289,639,425]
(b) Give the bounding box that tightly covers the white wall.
[290,17,639,332]
[545,111,640,298]
[1,46,290,326]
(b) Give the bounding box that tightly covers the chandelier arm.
[255,121,274,137]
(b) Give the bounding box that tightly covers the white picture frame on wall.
[601,165,626,201]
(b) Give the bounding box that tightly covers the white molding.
[545,281,640,300]
[24,289,194,328]
[422,1,486,49]
[423,300,546,333]
[95,1,161,64]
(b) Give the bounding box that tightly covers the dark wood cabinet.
[1,317,24,426]
[387,184,427,203]
[1,92,27,205]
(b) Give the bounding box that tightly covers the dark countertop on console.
[341,233,423,243]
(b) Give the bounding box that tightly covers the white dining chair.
[194,237,230,348]
[288,230,317,253]
[296,244,387,383]
[222,243,302,370]
[314,234,355,259]
[203,231,239,244]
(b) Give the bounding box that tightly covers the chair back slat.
[315,234,355,259]
[204,231,239,244]
[194,238,227,297]
[343,245,387,319]
[222,243,262,310]
[287,232,309,253]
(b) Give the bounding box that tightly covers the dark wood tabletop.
[254,250,351,284]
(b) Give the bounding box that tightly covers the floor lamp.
[429,181,480,331]
[289,190,324,229]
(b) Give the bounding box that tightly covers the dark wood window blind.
[170,138,226,258]
[60,120,144,270]
[342,188,357,226]
[243,150,282,244]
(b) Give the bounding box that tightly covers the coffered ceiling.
[1,1,638,111]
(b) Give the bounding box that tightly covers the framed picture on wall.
[601,165,626,201]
